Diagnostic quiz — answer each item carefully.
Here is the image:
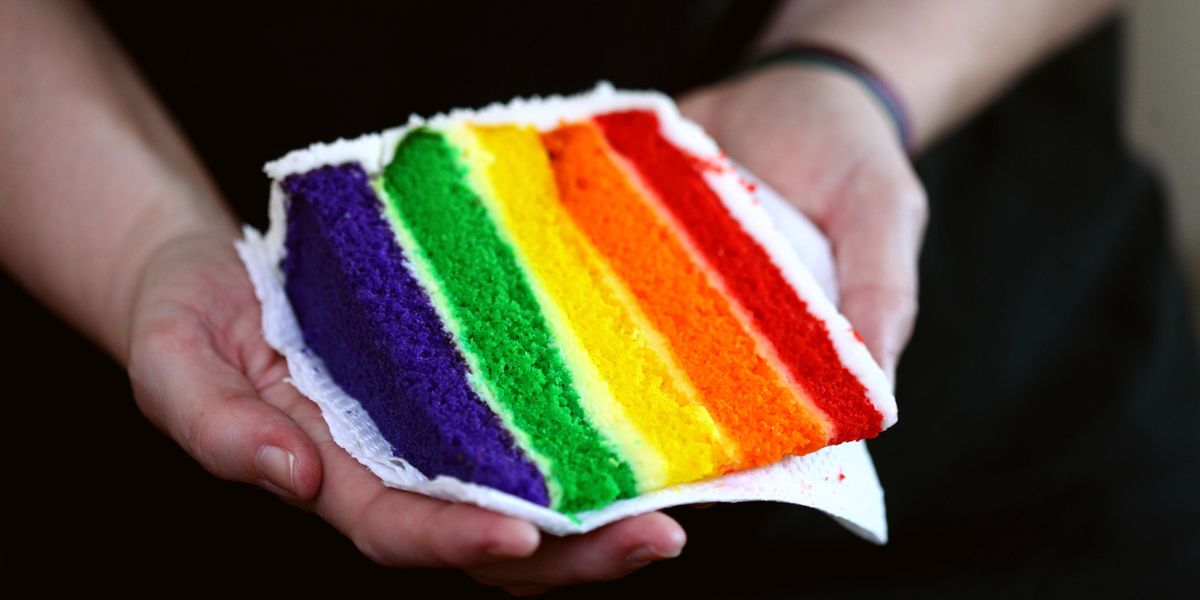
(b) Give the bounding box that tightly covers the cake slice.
[258,84,896,516]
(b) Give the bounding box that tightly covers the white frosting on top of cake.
[264,133,383,181]
[265,83,701,176]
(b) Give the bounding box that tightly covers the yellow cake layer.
[454,123,733,489]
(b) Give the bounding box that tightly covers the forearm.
[0,0,234,362]
[756,0,1121,150]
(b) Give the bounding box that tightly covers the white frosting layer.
[266,82,690,177]
[245,83,894,540]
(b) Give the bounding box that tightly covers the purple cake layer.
[281,163,549,506]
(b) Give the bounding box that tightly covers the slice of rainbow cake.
[251,84,896,518]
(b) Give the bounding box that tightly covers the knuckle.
[354,500,459,569]
[565,552,624,584]
[351,532,391,567]
[346,503,394,567]
[877,175,927,219]
[126,329,171,388]
[423,505,476,567]
[854,161,926,219]
[126,321,208,415]
[126,365,162,426]
[182,408,225,474]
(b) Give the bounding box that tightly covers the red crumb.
[692,154,728,173]
[737,176,759,193]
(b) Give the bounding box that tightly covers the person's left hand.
[679,65,927,382]
[124,232,686,596]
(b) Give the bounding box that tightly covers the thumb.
[128,321,322,500]
[824,162,926,383]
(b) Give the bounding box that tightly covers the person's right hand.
[125,231,686,596]
[679,64,928,383]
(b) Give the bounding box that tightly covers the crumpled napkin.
[236,175,889,543]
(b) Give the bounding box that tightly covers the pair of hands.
[125,66,925,595]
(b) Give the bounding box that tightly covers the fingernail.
[256,445,297,497]
[627,543,682,566]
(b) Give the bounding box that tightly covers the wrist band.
[740,44,915,154]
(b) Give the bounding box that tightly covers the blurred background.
[1127,0,1200,338]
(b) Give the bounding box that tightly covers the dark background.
[5,1,1198,596]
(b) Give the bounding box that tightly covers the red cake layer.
[596,110,884,442]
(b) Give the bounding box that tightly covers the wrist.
[681,64,910,221]
[697,62,905,159]
[107,194,238,364]
[737,44,914,154]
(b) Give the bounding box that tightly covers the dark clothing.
[5,1,1195,596]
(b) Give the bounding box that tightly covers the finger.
[824,158,927,382]
[353,492,541,568]
[128,317,322,500]
[467,512,685,591]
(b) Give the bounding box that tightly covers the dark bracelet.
[739,44,914,154]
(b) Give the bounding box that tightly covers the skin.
[0,0,1118,594]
